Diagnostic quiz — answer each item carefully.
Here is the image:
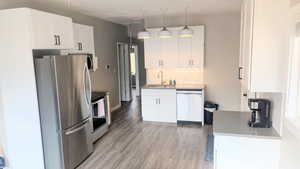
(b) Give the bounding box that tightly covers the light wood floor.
[77,91,213,169]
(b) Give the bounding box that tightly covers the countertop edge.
[213,132,282,140]
[142,84,206,90]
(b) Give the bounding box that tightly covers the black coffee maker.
[248,98,272,128]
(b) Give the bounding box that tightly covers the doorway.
[130,45,140,97]
[117,43,140,103]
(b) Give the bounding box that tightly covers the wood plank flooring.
[77,91,213,169]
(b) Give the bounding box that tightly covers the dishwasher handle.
[176,91,202,94]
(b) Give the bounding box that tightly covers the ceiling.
[31,0,242,25]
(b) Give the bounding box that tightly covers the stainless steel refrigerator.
[34,54,93,169]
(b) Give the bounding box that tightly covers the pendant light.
[180,7,193,38]
[159,11,172,38]
[138,13,151,40]
[137,28,151,40]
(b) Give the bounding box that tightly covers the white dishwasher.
[176,89,204,125]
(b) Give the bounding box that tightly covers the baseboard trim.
[111,104,121,112]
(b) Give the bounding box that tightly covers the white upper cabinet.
[30,9,74,49]
[144,26,205,69]
[144,29,162,68]
[239,0,289,92]
[161,28,179,68]
[73,23,95,55]
[179,26,204,68]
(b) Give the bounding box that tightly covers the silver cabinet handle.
[78,42,83,50]
[54,35,58,45]
[158,98,160,104]
[238,67,243,80]
[57,35,61,46]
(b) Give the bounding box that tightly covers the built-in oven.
[91,92,111,142]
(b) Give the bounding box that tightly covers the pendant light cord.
[185,7,188,26]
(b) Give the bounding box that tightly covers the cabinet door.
[144,29,162,69]
[31,9,74,50]
[31,10,57,49]
[158,93,177,123]
[141,95,159,122]
[54,16,74,49]
[240,0,254,90]
[161,28,179,68]
[178,26,205,69]
[73,23,95,55]
[191,26,205,69]
[178,35,192,68]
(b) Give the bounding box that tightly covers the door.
[62,119,93,169]
[53,55,91,129]
[118,43,132,101]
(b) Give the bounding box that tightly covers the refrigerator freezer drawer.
[62,120,93,169]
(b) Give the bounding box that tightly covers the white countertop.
[213,111,281,139]
[142,84,206,90]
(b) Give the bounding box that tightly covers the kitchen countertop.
[142,84,206,90]
[213,111,281,139]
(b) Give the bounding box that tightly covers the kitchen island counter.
[213,111,280,139]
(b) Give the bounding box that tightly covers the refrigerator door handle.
[65,119,89,135]
[83,64,92,106]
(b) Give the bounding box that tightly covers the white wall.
[277,1,300,169]
[261,1,300,169]
[145,13,241,110]
[0,1,128,168]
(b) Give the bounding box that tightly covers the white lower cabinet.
[141,89,177,123]
[214,135,281,169]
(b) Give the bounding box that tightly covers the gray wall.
[145,13,241,110]
[0,1,128,109]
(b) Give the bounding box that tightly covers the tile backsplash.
[147,68,203,85]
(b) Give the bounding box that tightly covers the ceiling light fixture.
[159,10,172,38]
[138,12,151,40]
[137,28,151,40]
[180,7,193,38]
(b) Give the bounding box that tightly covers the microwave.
[87,53,98,72]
